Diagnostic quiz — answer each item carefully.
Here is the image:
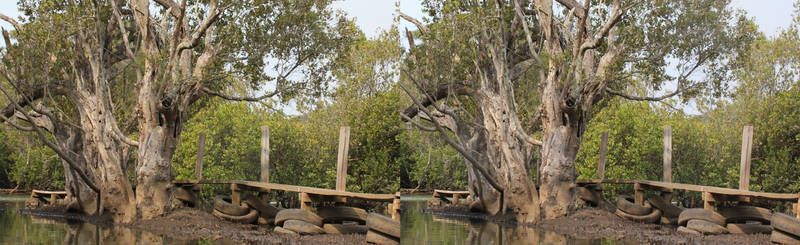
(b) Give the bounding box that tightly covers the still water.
[400,195,620,245]
[0,194,219,245]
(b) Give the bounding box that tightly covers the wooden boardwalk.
[432,189,470,204]
[30,190,67,205]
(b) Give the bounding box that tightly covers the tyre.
[213,207,259,224]
[686,219,728,235]
[771,230,800,245]
[726,223,771,234]
[274,226,299,236]
[275,209,323,227]
[366,230,399,245]
[317,206,368,224]
[577,187,600,206]
[283,220,325,235]
[367,213,400,238]
[647,195,683,218]
[615,208,662,224]
[245,196,279,219]
[617,195,652,215]
[660,216,677,225]
[174,187,197,206]
[719,205,771,225]
[213,195,249,216]
[677,226,700,234]
[678,208,725,226]
[772,212,800,237]
[323,223,368,234]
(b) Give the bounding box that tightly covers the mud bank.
[23,207,366,244]
[423,206,770,245]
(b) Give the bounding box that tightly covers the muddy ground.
[425,203,770,245]
[23,207,365,245]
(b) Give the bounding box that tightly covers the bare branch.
[176,3,224,54]
[401,113,436,132]
[202,86,279,102]
[401,82,474,120]
[515,128,542,146]
[513,0,540,64]
[399,72,504,193]
[555,0,586,19]
[579,0,627,55]
[110,0,138,66]
[605,87,681,101]
[0,13,22,31]
[398,12,428,33]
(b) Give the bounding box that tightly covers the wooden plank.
[195,133,206,180]
[31,190,67,195]
[636,180,798,200]
[575,179,636,185]
[433,189,470,196]
[336,127,350,191]
[663,125,672,183]
[740,126,753,191]
[796,197,800,219]
[173,180,399,202]
[260,126,270,183]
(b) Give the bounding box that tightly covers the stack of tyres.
[647,195,683,225]
[719,205,772,234]
[615,195,661,223]
[366,213,400,245]
[274,209,325,235]
[317,206,368,235]
[771,213,800,244]
[677,209,728,235]
[212,195,258,224]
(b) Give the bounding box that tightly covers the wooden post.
[336,127,350,191]
[260,126,270,183]
[392,192,401,221]
[453,193,460,204]
[739,126,753,191]
[634,183,644,205]
[598,132,608,180]
[299,193,311,211]
[702,192,715,211]
[796,196,800,219]
[231,183,241,206]
[663,125,672,183]
[195,133,206,180]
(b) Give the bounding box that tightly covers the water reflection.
[0,194,219,245]
[401,195,616,245]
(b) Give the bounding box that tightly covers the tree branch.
[401,82,474,120]
[399,73,504,193]
[175,3,224,54]
[578,0,626,55]
[555,0,586,19]
[0,13,22,31]
[605,87,681,101]
[202,86,279,102]
[398,12,427,33]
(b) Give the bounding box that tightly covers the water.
[400,195,619,245]
[0,194,217,245]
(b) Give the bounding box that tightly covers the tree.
[0,0,354,222]
[399,0,752,222]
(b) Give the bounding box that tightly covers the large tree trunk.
[135,121,178,220]
[538,125,580,219]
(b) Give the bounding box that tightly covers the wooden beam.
[231,183,241,206]
[195,133,206,180]
[634,183,645,205]
[663,125,672,183]
[336,126,350,191]
[598,132,608,180]
[635,180,798,200]
[260,126,270,183]
[739,125,753,191]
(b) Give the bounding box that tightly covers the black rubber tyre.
[275,209,323,227]
[213,207,259,224]
[686,219,728,234]
[366,230,399,245]
[317,206,368,224]
[244,196,279,219]
[771,230,800,245]
[615,207,662,224]
[772,212,800,237]
[174,187,197,206]
[577,187,601,206]
[323,223,368,234]
[366,213,400,238]
[274,226,299,236]
[678,208,725,226]
[213,195,249,216]
[719,205,772,225]
[677,226,701,234]
[617,195,652,215]
[726,223,772,234]
[283,220,325,235]
[647,195,683,218]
